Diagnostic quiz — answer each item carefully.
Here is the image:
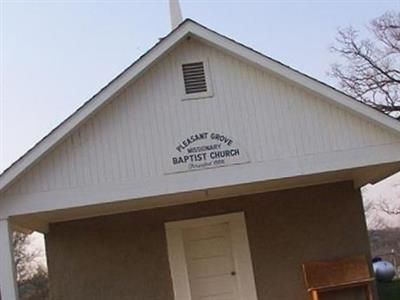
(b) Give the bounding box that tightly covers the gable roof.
[1,18,399,192]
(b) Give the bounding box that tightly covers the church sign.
[166,132,250,173]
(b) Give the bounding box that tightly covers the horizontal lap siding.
[4,38,399,196]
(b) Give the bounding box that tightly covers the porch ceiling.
[10,162,400,234]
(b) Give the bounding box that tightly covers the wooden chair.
[302,255,374,300]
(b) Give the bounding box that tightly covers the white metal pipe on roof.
[169,0,183,30]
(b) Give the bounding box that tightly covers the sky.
[2,0,400,172]
[1,1,400,258]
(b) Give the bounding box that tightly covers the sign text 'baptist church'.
[167,132,250,173]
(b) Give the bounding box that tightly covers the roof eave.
[185,20,400,133]
[1,18,399,193]
[0,19,194,192]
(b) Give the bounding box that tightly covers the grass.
[377,279,400,300]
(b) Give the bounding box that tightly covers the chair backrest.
[303,255,372,289]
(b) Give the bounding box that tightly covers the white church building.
[1,3,400,300]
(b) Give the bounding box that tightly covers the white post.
[0,219,19,300]
[169,0,183,30]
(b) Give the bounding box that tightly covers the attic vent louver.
[182,62,208,94]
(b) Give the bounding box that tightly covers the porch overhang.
[8,161,400,234]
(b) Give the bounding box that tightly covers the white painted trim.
[229,214,259,300]
[186,22,400,134]
[1,142,399,220]
[166,212,243,229]
[0,21,193,192]
[1,19,400,193]
[165,212,258,300]
[165,227,192,300]
[181,58,214,101]
[0,219,19,300]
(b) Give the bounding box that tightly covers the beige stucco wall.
[46,181,371,300]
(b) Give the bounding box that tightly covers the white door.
[165,212,258,300]
[183,223,239,300]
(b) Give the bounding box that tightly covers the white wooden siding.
[3,38,400,197]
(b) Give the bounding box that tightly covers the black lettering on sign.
[167,132,250,174]
[176,132,208,152]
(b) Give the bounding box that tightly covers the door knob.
[231,271,236,276]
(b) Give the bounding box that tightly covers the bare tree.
[378,200,400,216]
[13,233,40,282]
[362,179,400,231]
[12,233,49,300]
[330,11,400,118]
[376,181,400,217]
[18,267,49,300]
[363,196,387,229]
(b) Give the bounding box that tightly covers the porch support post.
[0,219,19,300]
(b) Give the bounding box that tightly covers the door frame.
[165,212,259,300]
